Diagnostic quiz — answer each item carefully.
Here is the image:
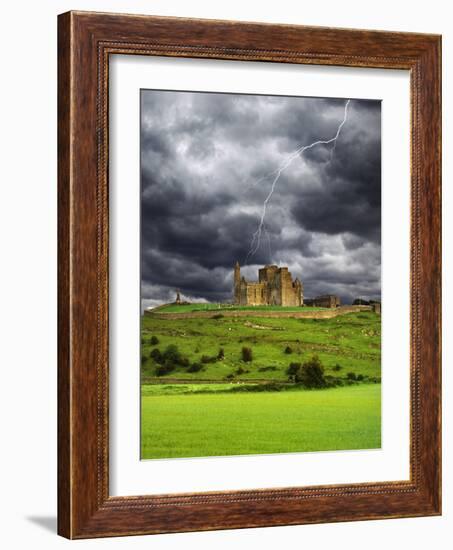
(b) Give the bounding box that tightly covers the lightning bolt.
[245,99,351,264]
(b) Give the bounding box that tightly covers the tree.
[241,346,253,362]
[295,355,327,388]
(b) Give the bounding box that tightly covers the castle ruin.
[233,262,303,307]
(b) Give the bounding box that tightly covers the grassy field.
[140,309,381,459]
[141,310,381,382]
[141,384,381,459]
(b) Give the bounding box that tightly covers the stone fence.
[145,305,375,320]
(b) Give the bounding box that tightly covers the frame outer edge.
[57,10,442,538]
[424,36,442,515]
[57,11,73,539]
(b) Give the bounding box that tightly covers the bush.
[187,362,203,373]
[162,344,182,364]
[325,375,338,388]
[229,382,284,393]
[284,346,293,354]
[287,362,301,376]
[346,372,357,381]
[152,345,191,369]
[295,355,327,388]
[357,374,364,381]
[235,366,247,375]
[141,355,148,364]
[332,363,342,371]
[201,355,216,364]
[225,373,235,380]
[155,362,175,376]
[211,313,224,319]
[217,348,225,360]
[150,348,163,363]
[241,346,253,362]
[150,335,159,346]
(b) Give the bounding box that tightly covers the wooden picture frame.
[58,10,441,539]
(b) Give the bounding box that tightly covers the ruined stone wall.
[239,281,248,305]
[244,282,266,306]
[147,305,374,320]
[279,268,299,306]
[306,295,340,308]
[238,281,266,306]
[235,264,302,307]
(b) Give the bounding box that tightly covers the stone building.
[233,262,303,306]
[305,294,341,308]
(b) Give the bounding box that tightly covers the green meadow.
[141,384,381,459]
[140,308,381,459]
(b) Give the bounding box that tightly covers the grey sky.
[141,90,381,308]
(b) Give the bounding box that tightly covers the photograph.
[140,89,382,460]
[0,0,445,544]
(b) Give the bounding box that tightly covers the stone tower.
[294,278,303,306]
[233,261,241,305]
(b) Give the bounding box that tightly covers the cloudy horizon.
[140,89,381,309]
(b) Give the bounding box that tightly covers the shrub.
[162,344,182,364]
[155,362,175,376]
[225,373,235,380]
[187,362,203,373]
[357,374,364,381]
[346,372,357,381]
[150,348,163,363]
[163,344,190,366]
[332,363,342,371]
[325,375,338,388]
[211,313,224,319]
[201,355,216,364]
[141,355,148,364]
[287,362,301,376]
[235,366,247,375]
[229,382,285,393]
[295,355,327,388]
[150,335,159,346]
[284,346,293,354]
[152,345,191,369]
[217,347,225,360]
[241,346,253,362]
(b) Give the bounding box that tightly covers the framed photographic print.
[58,11,441,538]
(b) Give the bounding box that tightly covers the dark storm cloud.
[140,90,381,306]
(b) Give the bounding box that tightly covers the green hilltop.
[141,309,381,383]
